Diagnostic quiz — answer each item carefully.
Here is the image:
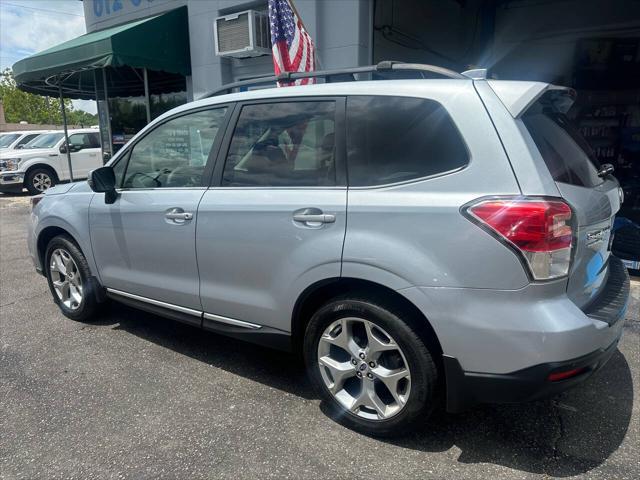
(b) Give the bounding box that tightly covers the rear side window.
[222,101,336,187]
[522,99,602,188]
[346,96,468,186]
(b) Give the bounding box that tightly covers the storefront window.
[149,70,187,120]
[96,67,189,156]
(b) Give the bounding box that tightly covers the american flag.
[268,0,316,86]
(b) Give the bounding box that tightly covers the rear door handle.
[293,208,336,224]
[165,208,193,221]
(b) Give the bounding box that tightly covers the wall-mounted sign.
[83,0,179,32]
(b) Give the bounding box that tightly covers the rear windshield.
[522,95,602,188]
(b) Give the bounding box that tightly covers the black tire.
[45,235,99,322]
[25,167,57,195]
[304,295,439,437]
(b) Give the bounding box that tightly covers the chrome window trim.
[347,164,469,190]
[115,187,207,192]
[203,312,262,330]
[106,288,202,317]
[207,186,346,191]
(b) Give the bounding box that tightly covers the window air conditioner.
[214,10,271,58]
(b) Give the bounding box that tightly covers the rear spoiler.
[486,80,576,118]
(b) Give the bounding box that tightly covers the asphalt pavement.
[1,192,639,480]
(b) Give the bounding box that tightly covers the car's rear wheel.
[26,167,56,195]
[45,235,98,322]
[304,296,439,437]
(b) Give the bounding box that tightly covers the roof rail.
[461,68,488,80]
[201,61,466,98]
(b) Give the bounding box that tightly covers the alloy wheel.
[317,317,411,420]
[32,172,52,192]
[49,248,83,310]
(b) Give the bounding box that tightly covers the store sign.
[84,0,178,31]
[91,0,154,18]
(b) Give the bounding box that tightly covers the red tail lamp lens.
[466,198,573,280]
[548,367,586,382]
[468,200,572,252]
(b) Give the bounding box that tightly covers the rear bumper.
[398,258,630,411]
[443,335,620,413]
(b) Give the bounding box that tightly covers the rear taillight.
[465,198,573,280]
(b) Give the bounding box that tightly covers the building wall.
[371,0,640,84]
[83,0,373,100]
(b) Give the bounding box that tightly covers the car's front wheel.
[304,296,439,437]
[45,235,99,322]
[26,167,56,195]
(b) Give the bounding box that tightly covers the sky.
[0,0,97,114]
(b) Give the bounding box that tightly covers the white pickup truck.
[0,128,102,195]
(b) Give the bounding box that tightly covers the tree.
[0,69,97,126]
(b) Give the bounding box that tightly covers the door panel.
[89,106,229,311]
[197,98,346,331]
[69,148,101,179]
[196,188,346,330]
[90,189,205,310]
[66,133,102,179]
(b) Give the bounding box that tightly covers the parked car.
[0,130,54,151]
[0,128,101,195]
[27,64,630,437]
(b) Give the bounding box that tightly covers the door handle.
[293,208,336,225]
[165,208,193,221]
[293,213,335,223]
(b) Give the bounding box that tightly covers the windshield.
[24,132,64,149]
[0,133,21,148]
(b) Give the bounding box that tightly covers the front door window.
[121,108,228,189]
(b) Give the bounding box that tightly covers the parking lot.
[0,192,638,480]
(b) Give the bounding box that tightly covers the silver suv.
[28,63,630,437]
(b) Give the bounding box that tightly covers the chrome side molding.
[107,288,201,317]
[106,288,262,330]
[203,312,262,330]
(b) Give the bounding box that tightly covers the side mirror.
[15,145,24,150]
[88,166,118,204]
[59,144,67,154]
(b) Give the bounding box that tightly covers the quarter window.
[122,108,227,189]
[222,101,336,187]
[346,96,468,186]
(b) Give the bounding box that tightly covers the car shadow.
[106,301,315,399]
[0,190,29,198]
[388,349,634,476]
[105,302,633,476]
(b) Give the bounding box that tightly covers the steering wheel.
[166,166,202,187]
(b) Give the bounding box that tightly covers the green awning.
[13,7,190,100]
